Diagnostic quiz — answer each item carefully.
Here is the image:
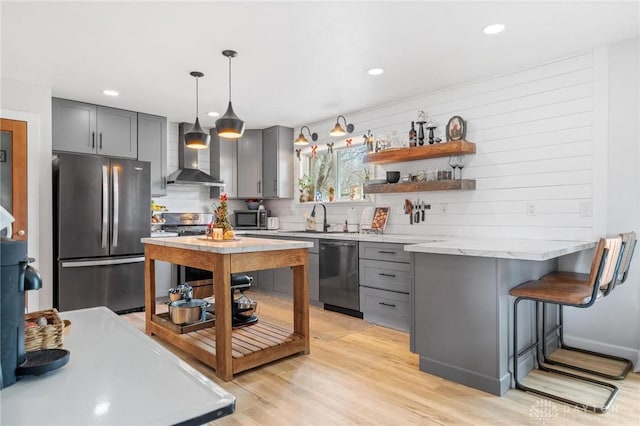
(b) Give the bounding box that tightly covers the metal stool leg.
[541,303,633,380]
[512,297,620,413]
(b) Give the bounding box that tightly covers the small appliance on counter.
[1,240,68,389]
[234,210,267,230]
[267,217,279,230]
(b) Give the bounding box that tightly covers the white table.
[1,307,235,425]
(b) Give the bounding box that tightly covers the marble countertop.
[403,238,596,261]
[237,231,595,261]
[142,235,313,253]
[1,307,235,425]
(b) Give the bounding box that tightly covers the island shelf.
[364,179,476,194]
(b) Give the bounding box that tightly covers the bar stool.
[509,236,623,413]
[539,232,636,380]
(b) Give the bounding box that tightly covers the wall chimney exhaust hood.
[166,123,225,187]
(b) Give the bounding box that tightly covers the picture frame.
[371,207,390,232]
[445,116,466,142]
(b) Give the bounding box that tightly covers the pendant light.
[184,71,211,149]
[329,115,355,137]
[216,50,245,139]
[294,126,318,146]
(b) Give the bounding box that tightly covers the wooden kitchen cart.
[142,236,312,381]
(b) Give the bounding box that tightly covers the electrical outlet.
[579,201,592,217]
[440,203,448,214]
[526,203,535,216]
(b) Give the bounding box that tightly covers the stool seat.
[509,279,602,305]
[541,271,589,284]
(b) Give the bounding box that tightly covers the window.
[301,145,368,202]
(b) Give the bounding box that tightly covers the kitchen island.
[142,236,313,381]
[404,238,595,396]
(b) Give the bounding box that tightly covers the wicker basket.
[24,309,64,352]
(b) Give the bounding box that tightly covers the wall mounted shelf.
[364,140,476,165]
[363,179,476,194]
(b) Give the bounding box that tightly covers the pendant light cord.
[195,76,199,117]
[228,56,232,102]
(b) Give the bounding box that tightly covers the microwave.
[234,210,268,230]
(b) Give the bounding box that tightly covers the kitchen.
[1,1,639,424]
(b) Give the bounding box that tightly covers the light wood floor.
[124,292,640,425]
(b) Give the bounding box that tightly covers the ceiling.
[2,1,638,129]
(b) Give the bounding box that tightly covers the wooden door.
[0,118,27,241]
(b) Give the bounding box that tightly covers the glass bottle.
[409,121,417,147]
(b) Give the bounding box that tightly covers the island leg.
[144,245,156,335]
[292,253,310,354]
[214,254,233,381]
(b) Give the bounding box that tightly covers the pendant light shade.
[216,50,245,139]
[294,125,318,146]
[329,115,354,137]
[185,71,211,149]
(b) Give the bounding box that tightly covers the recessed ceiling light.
[367,68,384,76]
[207,111,220,117]
[483,24,505,35]
[103,89,119,97]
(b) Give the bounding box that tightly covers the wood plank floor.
[124,292,640,425]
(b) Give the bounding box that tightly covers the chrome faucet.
[310,203,329,232]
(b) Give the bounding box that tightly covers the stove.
[161,213,213,236]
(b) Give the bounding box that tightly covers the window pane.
[309,151,336,202]
[337,145,366,200]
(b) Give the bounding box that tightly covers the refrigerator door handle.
[102,165,109,249]
[61,256,145,268]
[113,165,119,247]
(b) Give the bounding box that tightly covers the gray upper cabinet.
[96,106,137,158]
[52,98,137,159]
[137,113,167,196]
[262,126,294,199]
[237,130,263,199]
[210,130,238,199]
[52,98,97,154]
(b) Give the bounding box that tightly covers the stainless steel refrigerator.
[53,153,150,313]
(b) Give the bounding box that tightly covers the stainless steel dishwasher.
[319,240,362,318]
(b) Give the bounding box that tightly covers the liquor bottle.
[409,121,417,147]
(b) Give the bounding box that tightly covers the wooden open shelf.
[363,179,476,194]
[364,140,476,165]
[148,318,305,375]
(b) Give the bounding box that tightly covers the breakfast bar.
[142,236,313,381]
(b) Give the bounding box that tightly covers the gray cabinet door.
[309,252,319,302]
[52,98,97,154]
[262,126,293,199]
[137,113,167,196]
[97,106,138,158]
[273,266,294,294]
[210,131,238,199]
[237,130,262,198]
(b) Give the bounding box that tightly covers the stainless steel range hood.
[167,123,224,187]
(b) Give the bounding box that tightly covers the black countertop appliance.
[0,239,42,389]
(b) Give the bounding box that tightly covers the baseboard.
[419,356,512,396]
[563,334,638,367]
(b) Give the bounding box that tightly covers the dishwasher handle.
[321,241,357,248]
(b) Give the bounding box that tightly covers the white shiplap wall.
[269,51,597,241]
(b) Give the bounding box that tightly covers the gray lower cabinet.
[359,242,411,332]
[262,126,294,199]
[209,130,238,199]
[247,235,319,303]
[52,98,138,158]
[137,113,167,196]
[237,130,263,198]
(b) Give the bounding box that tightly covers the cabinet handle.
[378,250,396,255]
[273,179,277,192]
[91,132,95,148]
[99,133,103,150]
[378,273,397,278]
[258,180,261,194]
[379,302,396,308]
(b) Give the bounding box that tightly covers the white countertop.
[236,230,442,244]
[1,307,235,425]
[142,235,313,253]
[403,238,596,261]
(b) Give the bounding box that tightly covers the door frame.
[0,118,28,241]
